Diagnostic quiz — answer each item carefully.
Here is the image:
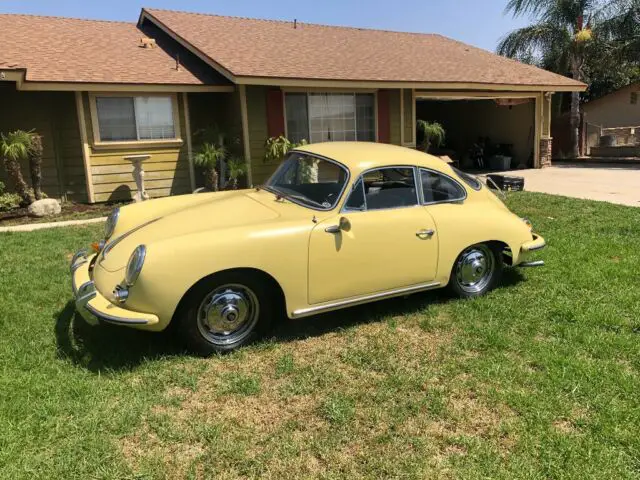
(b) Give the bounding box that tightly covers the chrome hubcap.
[455,245,494,293]
[197,284,259,346]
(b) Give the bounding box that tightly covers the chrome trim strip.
[292,281,442,318]
[101,218,160,259]
[518,260,545,267]
[84,304,149,325]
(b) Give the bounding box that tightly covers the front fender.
[119,220,313,329]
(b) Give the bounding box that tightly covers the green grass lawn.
[1,192,639,479]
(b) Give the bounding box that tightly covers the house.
[582,83,640,157]
[0,9,586,203]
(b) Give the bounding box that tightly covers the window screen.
[95,96,176,142]
[285,93,309,143]
[285,93,375,143]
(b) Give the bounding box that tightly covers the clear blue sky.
[0,0,532,52]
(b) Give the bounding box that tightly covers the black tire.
[448,243,503,299]
[177,271,276,355]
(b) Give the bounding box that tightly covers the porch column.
[540,92,553,168]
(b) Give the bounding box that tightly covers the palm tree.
[498,0,605,158]
[194,142,226,191]
[0,130,34,205]
[28,133,44,200]
[224,156,247,190]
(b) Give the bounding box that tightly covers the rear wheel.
[448,243,502,298]
[178,272,275,355]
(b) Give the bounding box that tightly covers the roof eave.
[234,75,587,92]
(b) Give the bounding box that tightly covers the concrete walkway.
[0,216,106,233]
[483,163,640,207]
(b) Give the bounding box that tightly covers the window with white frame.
[285,93,375,144]
[95,96,177,142]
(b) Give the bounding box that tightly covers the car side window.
[420,169,466,204]
[345,167,418,211]
[344,178,366,211]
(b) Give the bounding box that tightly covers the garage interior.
[415,95,537,171]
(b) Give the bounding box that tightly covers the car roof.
[294,142,451,175]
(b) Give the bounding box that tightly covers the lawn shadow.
[54,301,185,373]
[55,268,525,371]
[272,267,525,344]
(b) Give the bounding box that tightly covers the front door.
[308,167,438,305]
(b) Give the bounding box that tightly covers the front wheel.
[448,243,502,298]
[178,272,275,355]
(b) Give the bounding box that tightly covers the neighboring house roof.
[0,14,229,86]
[142,8,586,90]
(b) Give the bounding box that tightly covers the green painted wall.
[245,86,273,185]
[0,83,87,201]
[82,92,191,202]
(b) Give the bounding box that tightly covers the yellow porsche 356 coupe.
[71,142,545,354]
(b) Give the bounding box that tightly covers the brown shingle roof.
[143,8,585,89]
[0,14,227,86]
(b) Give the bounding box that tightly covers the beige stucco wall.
[416,99,535,168]
[583,87,640,128]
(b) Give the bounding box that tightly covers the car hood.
[99,190,284,272]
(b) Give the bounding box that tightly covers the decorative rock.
[28,198,62,217]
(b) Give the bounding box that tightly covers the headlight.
[125,245,146,286]
[105,207,120,240]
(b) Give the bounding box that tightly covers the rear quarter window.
[452,167,482,191]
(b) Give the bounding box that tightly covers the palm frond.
[498,23,572,65]
[0,130,33,162]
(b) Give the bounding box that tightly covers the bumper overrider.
[70,249,159,327]
[518,233,546,267]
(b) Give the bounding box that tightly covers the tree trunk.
[204,166,219,191]
[3,156,34,205]
[28,134,43,200]
[569,57,581,158]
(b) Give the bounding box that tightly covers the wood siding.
[246,86,272,185]
[82,92,192,202]
[0,84,87,201]
[402,89,415,146]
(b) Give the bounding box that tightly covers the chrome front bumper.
[517,234,546,267]
[71,249,159,327]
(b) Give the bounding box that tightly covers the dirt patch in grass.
[120,321,464,477]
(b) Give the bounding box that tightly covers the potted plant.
[194,141,226,191]
[416,120,446,153]
[224,156,247,190]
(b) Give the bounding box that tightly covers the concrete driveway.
[483,163,640,207]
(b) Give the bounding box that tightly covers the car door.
[308,166,438,305]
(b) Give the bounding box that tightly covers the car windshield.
[264,152,349,210]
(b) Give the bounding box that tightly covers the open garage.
[415,92,549,171]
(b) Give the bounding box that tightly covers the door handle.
[325,225,341,234]
[416,229,435,239]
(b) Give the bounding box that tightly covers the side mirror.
[339,216,351,232]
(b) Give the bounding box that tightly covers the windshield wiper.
[279,192,326,209]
